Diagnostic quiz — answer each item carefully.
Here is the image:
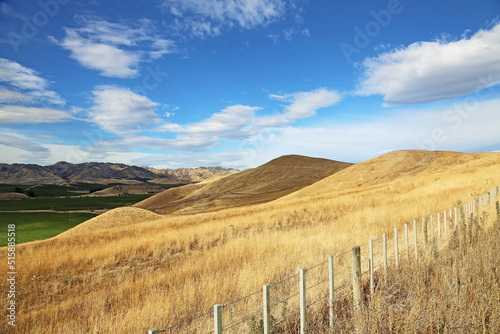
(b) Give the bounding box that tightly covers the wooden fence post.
[300,268,307,334]
[214,304,222,334]
[383,234,388,275]
[422,217,428,248]
[430,215,434,242]
[437,213,441,239]
[328,255,334,329]
[444,210,447,236]
[454,207,457,227]
[263,284,270,334]
[148,329,158,334]
[369,239,374,295]
[404,224,409,260]
[352,246,362,312]
[413,220,418,260]
[460,205,465,227]
[394,228,399,268]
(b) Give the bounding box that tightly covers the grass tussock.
[0,150,499,333]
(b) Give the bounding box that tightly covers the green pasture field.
[0,184,30,193]
[0,212,96,246]
[0,183,122,197]
[30,183,120,197]
[0,182,181,197]
[0,194,153,211]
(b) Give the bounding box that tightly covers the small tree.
[26,189,36,198]
[14,187,23,193]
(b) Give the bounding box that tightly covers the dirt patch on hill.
[0,192,29,200]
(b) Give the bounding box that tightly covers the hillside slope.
[88,184,166,196]
[278,150,500,205]
[59,207,168,237]
[134,155,353,214]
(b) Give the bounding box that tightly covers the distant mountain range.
[0,161,239,185]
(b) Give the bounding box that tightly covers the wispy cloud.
[0,133,51,160]
[80,87,341,157]
[159,105,261,138]
[0,105,72,124]
[242,98,500,167]
[0,88,33,103]
[0,58,65,105]
[156,88,341,151]
[283,88,342,119]
[0,59,71,125]
[90,85,161,135]
[163,0,288,38]
[356,22,500,105]
[51,16,176,78]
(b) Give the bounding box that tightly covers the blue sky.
[0,0,499,169]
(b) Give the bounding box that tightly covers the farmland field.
[0,182,181,197]
[0,194,154,211]
[0,212,96,246]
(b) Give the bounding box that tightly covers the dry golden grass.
[299,201,500,333]
[58,207,169,237]
[1,150,500,333]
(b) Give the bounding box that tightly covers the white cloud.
[163,0,287,38]
[284,88,342,119]
[70,88,341,162]
[356,23,500,105]
[53,17,176,78]
[0,105,72,124]
[268,93,291,101]
[283,28,295,41]
[161,105,261,137]
[80,135,216,156]
[58,30,140,78]
[240,98,500,167]
[90,86,161,135]
[0,58,65,105]
[0,134,51,160]
[0,88,34,103]
[268,34,280,44]
[153,88,341,153]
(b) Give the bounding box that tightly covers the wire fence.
[148,185,500,334]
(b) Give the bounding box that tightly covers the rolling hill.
[59,207,169,237]
[87,184,166,196]
[134,154,353,214]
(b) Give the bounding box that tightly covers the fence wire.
[149,187,499,333]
